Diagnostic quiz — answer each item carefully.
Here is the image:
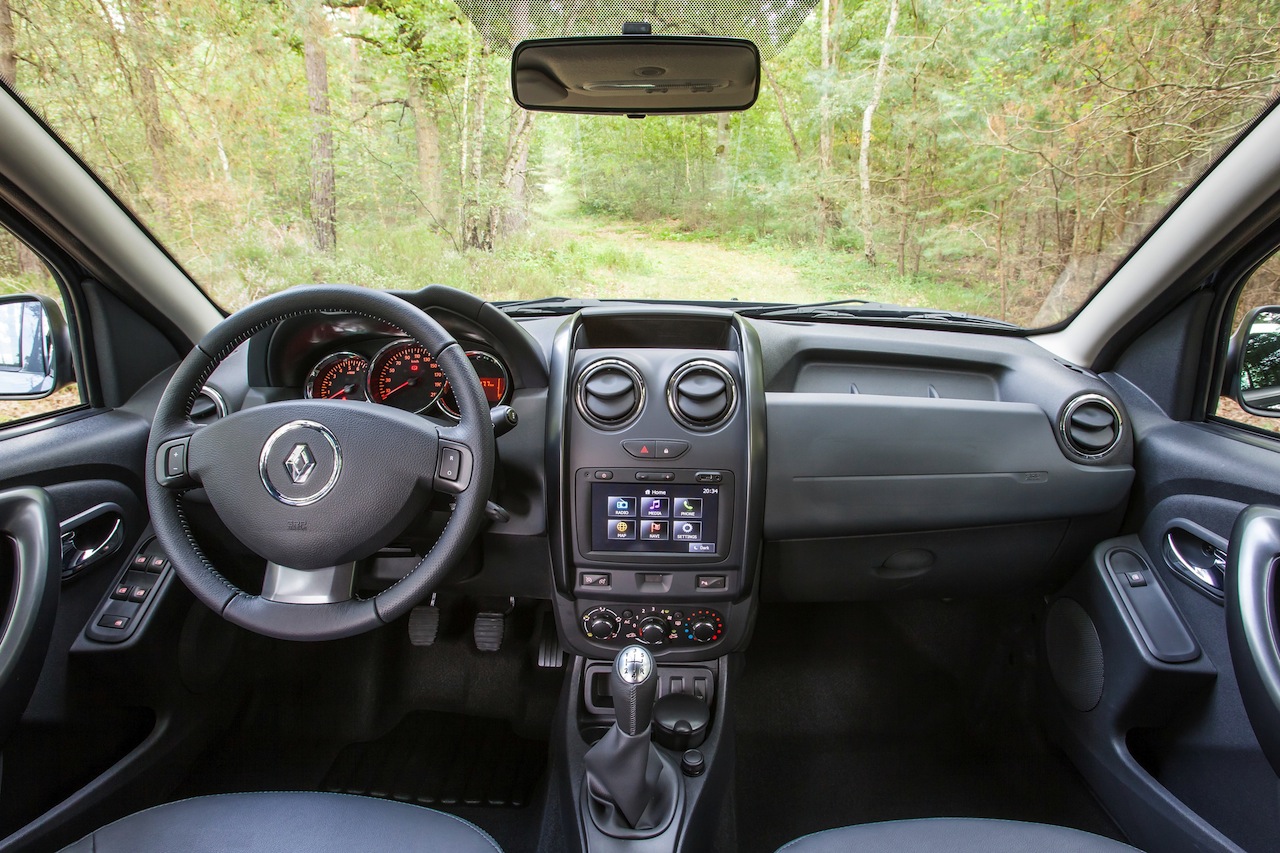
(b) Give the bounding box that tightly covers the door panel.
[1042,371,1280,853]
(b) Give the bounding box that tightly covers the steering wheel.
[144,286,494,641]
[1227,505,1280,776]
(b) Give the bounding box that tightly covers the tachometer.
[437,351,511,419]
[367,341,447,413]
[305,352,369,401]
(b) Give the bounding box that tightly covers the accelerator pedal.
[407,596,440,646]
[535,608,564,668]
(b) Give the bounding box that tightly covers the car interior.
[3,7,1280,853]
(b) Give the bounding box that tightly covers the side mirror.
[1227,305,1280,416]
[0,294,72,400]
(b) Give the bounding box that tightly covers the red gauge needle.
[382,376,423,399]
[326,384,357,399]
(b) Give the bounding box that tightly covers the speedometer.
[305,352,369,401]
[367,341,447,413]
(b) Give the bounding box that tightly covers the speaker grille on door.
[1046,598,1104,712]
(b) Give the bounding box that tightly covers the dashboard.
[221,287,1136,664]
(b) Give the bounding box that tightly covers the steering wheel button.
[164,442,186,478]
[438,446,462,481]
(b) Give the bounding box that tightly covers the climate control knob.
[582,607,620,641]
[684,609,724,643]
[638,616,669,645]
[691,619,718,642]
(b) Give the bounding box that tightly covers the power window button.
[110,583,132,601]
[97,614,130,630]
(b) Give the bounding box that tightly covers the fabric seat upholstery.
[59,791,501,853]
[777,817,1140,852]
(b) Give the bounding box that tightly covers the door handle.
[1163,524,1226,600]
[59,503,125,580]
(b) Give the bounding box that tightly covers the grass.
[189,207,995,318]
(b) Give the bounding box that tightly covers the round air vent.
[1060,393,1122,459]
[576,359,644,429]
[667,360,737,431]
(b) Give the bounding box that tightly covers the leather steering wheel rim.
[144,285,494,641]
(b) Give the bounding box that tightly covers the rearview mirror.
[0,294,72,399]
[1228,305,1280,416]
[511,36,760,116]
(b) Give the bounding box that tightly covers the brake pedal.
[408,600,440,646]
[473,611,505,652]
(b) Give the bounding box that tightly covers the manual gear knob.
[611,644,657,737]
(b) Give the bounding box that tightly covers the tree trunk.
[1,0,43,275]
[500,109,536,236]
[859,0,899,266]
[122,0,171,217]
[762,64,802,162]
[304,6,336,254]
[462,40,491,250]
[0,0,15,87]
[407,77,443,224]
[817,0,840,239]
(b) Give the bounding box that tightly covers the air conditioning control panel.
[581,604,725,647]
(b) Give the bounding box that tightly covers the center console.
[545,307,763,852]
[546,308,764,663]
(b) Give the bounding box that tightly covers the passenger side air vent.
[576,359,644,429]
[191,386,228,423]
[667,360,737,431]
[1060,394,1122,459]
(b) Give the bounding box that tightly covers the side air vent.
[191,386,228,423]
[667,360,737,431]
[576,359,644,429]
[1060,394,1122,459]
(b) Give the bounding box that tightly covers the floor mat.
[731,601,1124,853]
[321,710,547,808]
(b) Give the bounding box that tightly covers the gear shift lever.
[583,645,678,834]
[612,645,657,736]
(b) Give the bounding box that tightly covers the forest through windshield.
[1,0,1277,325]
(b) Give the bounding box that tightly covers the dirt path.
[556,220,823,304]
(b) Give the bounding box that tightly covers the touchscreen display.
[590,482,721,555]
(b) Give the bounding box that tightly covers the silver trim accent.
[575,358,645,430]
[196,385,228,418]
[303,351,369,401]
[437,350,511,420]
[1059,393,1123,460]
[667,359,738,431]
[262,561,356,604]
[258,420,342,506]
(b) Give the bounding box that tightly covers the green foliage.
[5,0,1278,325]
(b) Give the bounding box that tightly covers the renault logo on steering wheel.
[284,443,317,485]
[259,420,342,506]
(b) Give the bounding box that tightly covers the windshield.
[3,1,1277,327]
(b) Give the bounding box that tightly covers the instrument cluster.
[303,339,510,419]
